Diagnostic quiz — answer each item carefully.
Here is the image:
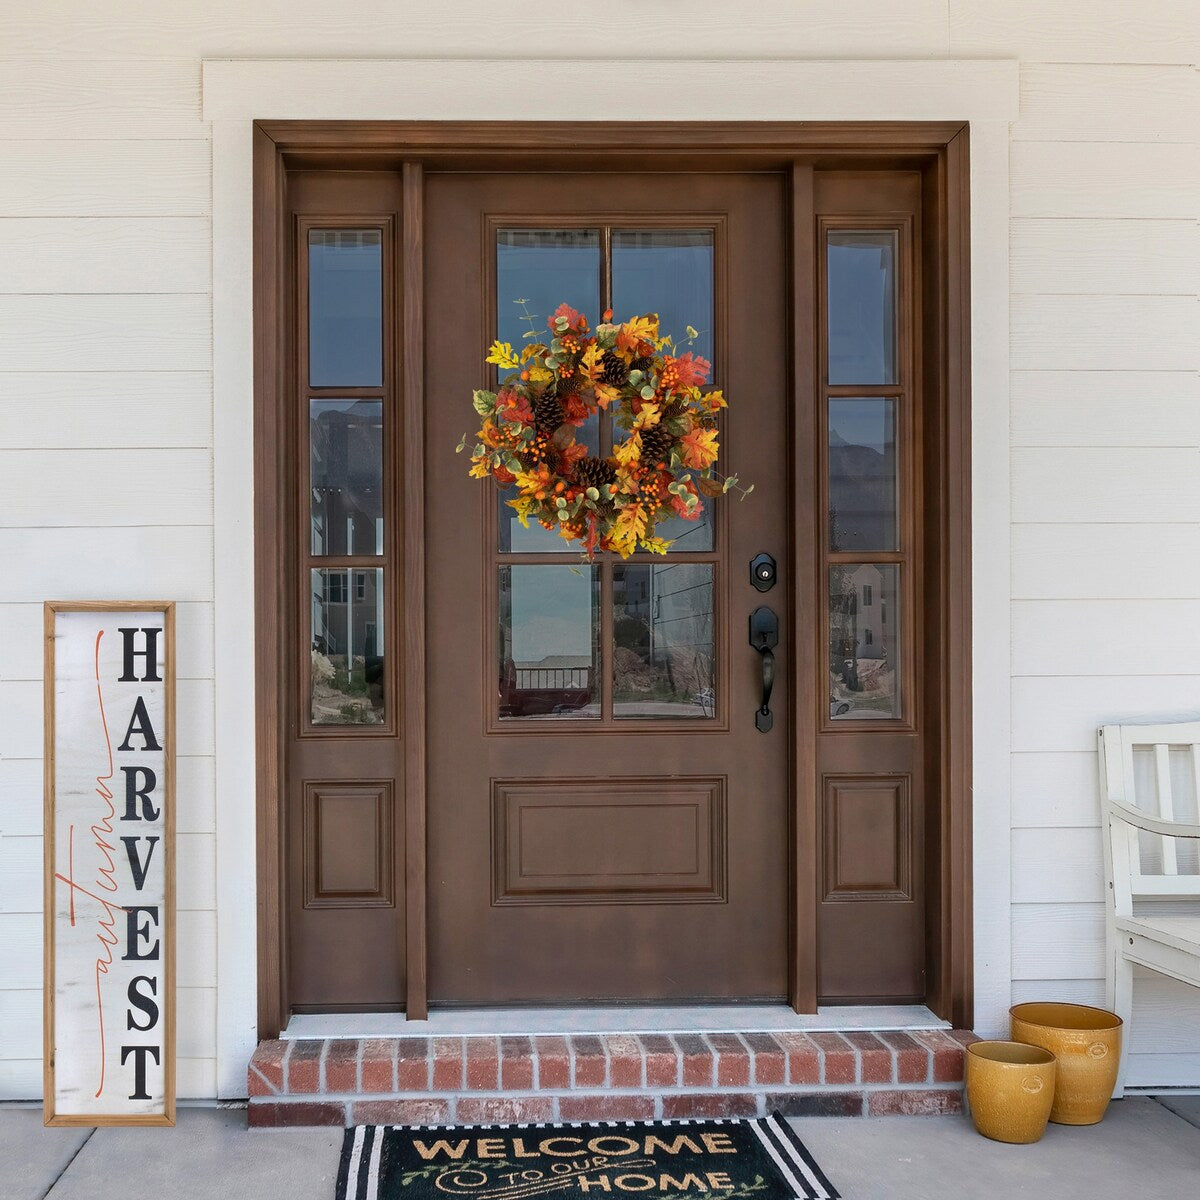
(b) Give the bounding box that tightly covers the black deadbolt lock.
[750,552,777,593]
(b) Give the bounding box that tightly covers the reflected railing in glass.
[498,565,600,720]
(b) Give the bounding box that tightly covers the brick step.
[248,1029,979,1127]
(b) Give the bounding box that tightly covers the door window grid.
[491,224,722,727]
[301,222,394,731]
[821,222,910,726]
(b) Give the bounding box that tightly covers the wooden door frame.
[252,120,973,1037]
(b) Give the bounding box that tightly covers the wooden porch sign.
[43,602,176,1126]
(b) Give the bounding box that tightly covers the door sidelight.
[749,605,778,733]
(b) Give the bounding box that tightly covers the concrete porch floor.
[5,1097,1200,1200]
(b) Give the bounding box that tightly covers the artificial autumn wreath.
[460,302,750,558]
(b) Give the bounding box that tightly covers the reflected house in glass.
[310,568,385,724]
[829,563,898,720]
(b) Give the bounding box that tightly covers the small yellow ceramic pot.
[965,1041,1057,1144]
[1009,1002,1123,1125]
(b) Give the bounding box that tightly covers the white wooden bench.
[1099,722,1200,1096]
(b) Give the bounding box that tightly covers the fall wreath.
[460,302,750,558]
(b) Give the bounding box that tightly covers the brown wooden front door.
[273,147,945,1018]
[425,172,791,1002]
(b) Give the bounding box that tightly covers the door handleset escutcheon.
[749,605,779,733]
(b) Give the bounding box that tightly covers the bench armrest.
[1108,798,1200,839]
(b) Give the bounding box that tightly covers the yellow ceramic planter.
[965,1041,1057,1144]
[1009,1002,1123,1125]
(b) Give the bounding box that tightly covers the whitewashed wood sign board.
[44,602,176,1126]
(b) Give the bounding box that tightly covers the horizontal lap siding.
[1006,56,1200,1088]
[0,45,218,1098]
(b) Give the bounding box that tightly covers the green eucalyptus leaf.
[586,486,600,501]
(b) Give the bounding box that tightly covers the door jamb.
[252,121,973,1035]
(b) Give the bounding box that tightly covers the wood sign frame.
[43,601,176,1127]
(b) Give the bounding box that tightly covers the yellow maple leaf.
[579,343,605,381]
[640,535,672,555]
[468,455,493,480]
[592,381,622,409]
[526,364,554,384]
[680,427,719,470]
[486,340,521,370]
[632,402,661,430]
[506,495,538,528]
[613,435,642,467]
[521,342,548,363]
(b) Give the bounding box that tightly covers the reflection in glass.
[308,230,383,387]
[311,568,385,725]
[829,564,899,721]
[498,566,600,720]
[827,231,897,385]
[614,564,715,719]
[612,230,714,364]
[651,501,715,553]
[828,398,897,552]
[496,229,600,350]
[310,400,384,556]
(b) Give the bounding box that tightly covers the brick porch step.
[247,1029,979,1127]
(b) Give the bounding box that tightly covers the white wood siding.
[1004,35,1200,1093]
[0,1,1197,1098]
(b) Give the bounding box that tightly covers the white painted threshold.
[282,1004,950,1040]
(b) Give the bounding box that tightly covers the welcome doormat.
[337,1115,838,1200]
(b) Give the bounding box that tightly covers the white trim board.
[283,1006,951,1041]
[205,57,1017,1098]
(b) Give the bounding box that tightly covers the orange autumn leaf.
[679,426,719,469]
[616,314,658,357]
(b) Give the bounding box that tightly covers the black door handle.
[749,606,779,733]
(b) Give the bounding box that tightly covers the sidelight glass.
[828,564,899,721]
[310,400,384,556]
[827,230,897,385]
[613,563,715,719]
[498,565,600,720]
[310,568,385,725]
[828,398,898,552]
[612,230,714,365]
[308,229,383,387]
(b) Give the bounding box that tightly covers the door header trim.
[202,58,1019,125]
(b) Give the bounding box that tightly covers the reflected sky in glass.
[827,231,897,385]
[612,230,714,365]
[309,230,382,388]
[496,229,600,349]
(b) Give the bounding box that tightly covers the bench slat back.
[1100,723,1200,909]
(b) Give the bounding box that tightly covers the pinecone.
[533,390,565,435]
[639,424,675,467]
[630,355,654,375]
[600,351,630,386]
[557,370,580,396]
[572,455,618,494]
